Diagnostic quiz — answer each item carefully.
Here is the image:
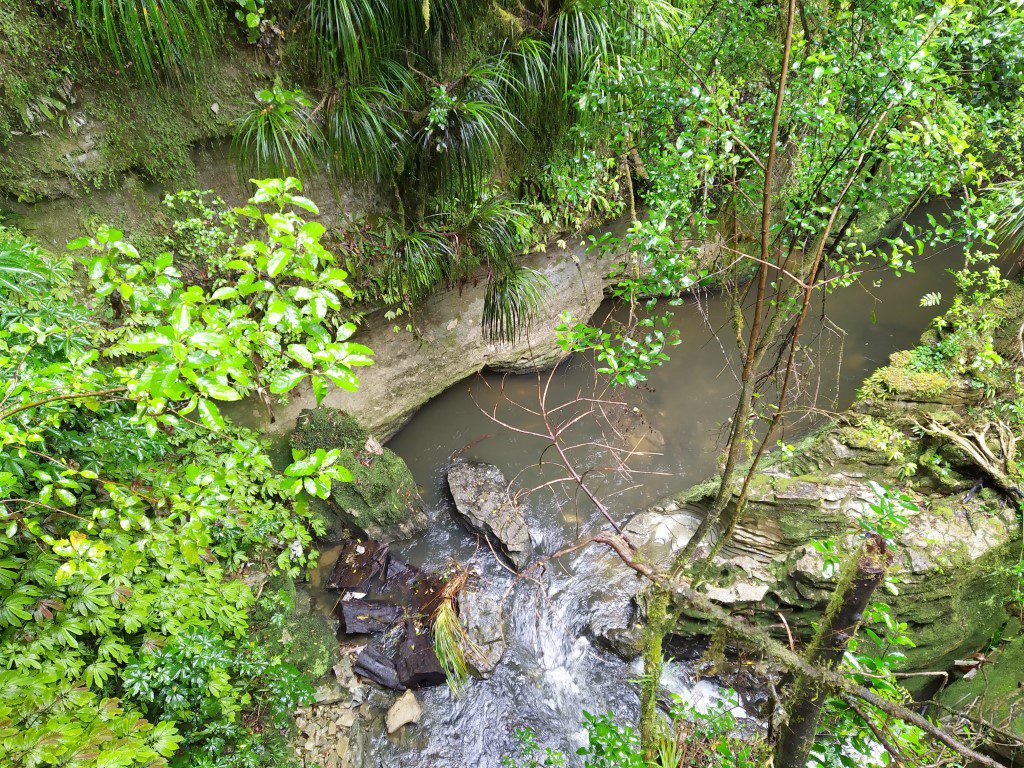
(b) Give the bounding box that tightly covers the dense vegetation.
[2,0,1024,766]
[0,179,369,767]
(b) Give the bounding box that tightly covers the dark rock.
[354,643,404,691]
[339,599,403,636]
[395,620,446,689]
[446,460,532,570]
[326,539,390,593]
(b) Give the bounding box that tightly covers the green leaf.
[196,377,241,401]
[269,369,306,394]
[325,367,358,391]
[267,249,293,277]
[197,399,226,430]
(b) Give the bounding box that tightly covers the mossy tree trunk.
[774,535,891,768]
[639,585,672,760]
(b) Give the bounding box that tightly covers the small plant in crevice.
[232,85,326,182]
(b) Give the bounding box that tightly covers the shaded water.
[361,201,973,765]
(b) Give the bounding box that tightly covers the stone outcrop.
[458,589,507,677]
[604,325,1023,680]
[935,625,1024,763]
[259,234,625,441]
[292,407,427,542]
[446,460,533,570]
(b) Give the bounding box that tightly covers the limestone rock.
[447,460,532,570]
[458,589,507,677]
[385,690,422,734]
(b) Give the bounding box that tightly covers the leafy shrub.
[0,180,368,766]
[122,630,313,757]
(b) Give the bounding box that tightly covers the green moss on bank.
[291,407,421,536]
[0,1,266,201]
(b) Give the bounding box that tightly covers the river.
[10,181,973,765]
[355,200,971,766]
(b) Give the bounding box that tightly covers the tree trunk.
[774,536,891,768]
[639,586,671,759]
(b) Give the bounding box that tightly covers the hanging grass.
[232,85,326,182]
[483,266,551,342]
[325,62,420,180]
[414,61,520,200]
[375,226,457,305]
[429,567,482,696]
[69,0,217,84]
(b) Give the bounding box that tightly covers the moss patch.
[0,22,266,201]
[937,626,1024,759]
[859,350,954,401]
[253,573,339,681]
[291,407,420,535]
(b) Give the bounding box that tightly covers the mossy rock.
[936,625,1024,763]
[292,407,426,542]
[279,611,339,680]
[859,350,954,402]
[254,573,340,681]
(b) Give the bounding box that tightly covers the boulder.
[292,408,427,542]
[446,460,532,570]
[458,589,507,677]
[935,630,1024,763]
[395,620,446,689]
[339,599,403,636]
[326,539,391,594]
[385,690,422,734]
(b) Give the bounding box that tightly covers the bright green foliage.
[69,0,218,84]
[0,180,369,767]
[232,86,326,181]
[71,176,374,431]
[558,0,1023,383]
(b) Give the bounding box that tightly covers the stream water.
[355,201,974,766]
[7,182,976,765]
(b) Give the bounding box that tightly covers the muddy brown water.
[388,200,973,568]
[362,200,985,766]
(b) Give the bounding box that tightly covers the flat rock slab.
[326,540,390,594]
[446,460,531,570]
[386,690,422,734]
[339,599,403,636]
